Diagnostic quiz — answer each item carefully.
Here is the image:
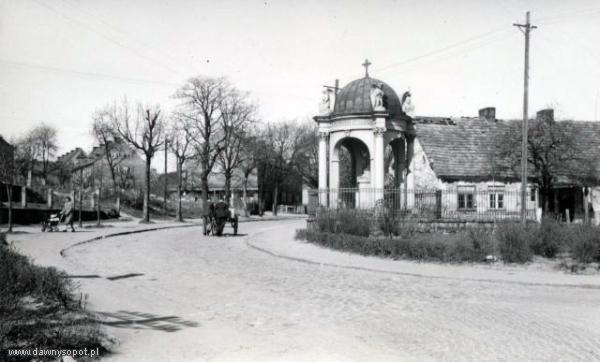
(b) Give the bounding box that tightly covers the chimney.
[536,108,554,123]
[478,107,496,122]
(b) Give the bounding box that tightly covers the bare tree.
[91,108,130,214]
[91,109,121,190]
[173,76,230,203]
[238,131,260,216]
[0,140,16,232]
[16,133,40,186]
[111,100,165,223]
[217,90,255,202]
[495,118,597,213]
[261,121,304,215]
[294,121,319,188]
[30,124,58,185]
[168,117,194,222]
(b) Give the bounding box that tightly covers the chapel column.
[374,127,385,200]
[318,131,329,206]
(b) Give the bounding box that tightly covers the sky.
[1,0,600,171]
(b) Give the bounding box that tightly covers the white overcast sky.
[1,0,600,171]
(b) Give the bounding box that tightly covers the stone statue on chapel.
[401,90,415,116]
[370,83,385,111]
[319,88,333,115]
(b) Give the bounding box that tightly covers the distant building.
[157,166,259,202]
[71,138,145,191]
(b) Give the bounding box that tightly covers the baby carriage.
[41,213,63,232]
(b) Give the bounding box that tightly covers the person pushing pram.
[59,196,75,232]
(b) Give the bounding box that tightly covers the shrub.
[0,242,109,358]
[496,223,533,263]
[530,218,565,258]
[378,201,399,237]
[570,224,600,263]
[296,228,495,263]
[315,208,372,237]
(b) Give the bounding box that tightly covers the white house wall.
[409,138,538,217]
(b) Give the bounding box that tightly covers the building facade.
[314,63,600,223]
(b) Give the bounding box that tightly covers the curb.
[59,216,305,257]
[245,228,600,290]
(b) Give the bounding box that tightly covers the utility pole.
[164,138,168,216]
[514,11,537,224]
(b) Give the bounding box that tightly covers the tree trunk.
[176,160,183,222]
[96,188,101,226]
[163,142,168,216]
[224,170,232,204]
[272,183,279,216]
[116,187,121,215]
[541,188,550,214]
[201,169,210,204]
[7,184,13,232]
[143,156,151,223]
[78,187,83,228]
[97,162,103,226]
[243,175,249,217]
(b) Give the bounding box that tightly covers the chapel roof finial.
[362,59,371,78]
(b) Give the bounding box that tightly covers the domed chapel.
[313,60,600,222]
[314,59,415,209]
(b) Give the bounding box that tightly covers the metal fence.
[308,188,538,221]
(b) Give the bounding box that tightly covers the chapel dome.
[333,76,403,116]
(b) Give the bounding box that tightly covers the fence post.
[584,187,589,225]
[21,186,27,207]
[435,190,442,219]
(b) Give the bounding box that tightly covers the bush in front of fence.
[315,207,372,237]
[308,208,600,264]
[296,228,495,263]
[495,223,534,263]
[569,225,600,264]
[529,218,563,258]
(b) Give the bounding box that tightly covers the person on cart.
[213,197,230,236]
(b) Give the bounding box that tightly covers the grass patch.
[0,233,111,360]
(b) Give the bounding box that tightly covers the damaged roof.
[414,117,600,182]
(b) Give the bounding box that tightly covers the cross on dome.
[362,59,371,77]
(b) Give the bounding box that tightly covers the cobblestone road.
[63,220,600,361]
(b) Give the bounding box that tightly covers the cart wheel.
[233,217,238,235]
[211,218,218,236]
[216,218,225,236]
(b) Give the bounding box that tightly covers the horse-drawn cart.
[202,200,239,236]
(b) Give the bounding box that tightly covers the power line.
[0,59,180,87]
[30,0,187,77]
[58,0,197,77]
[373,28,510,74]
[536,6,600,23]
